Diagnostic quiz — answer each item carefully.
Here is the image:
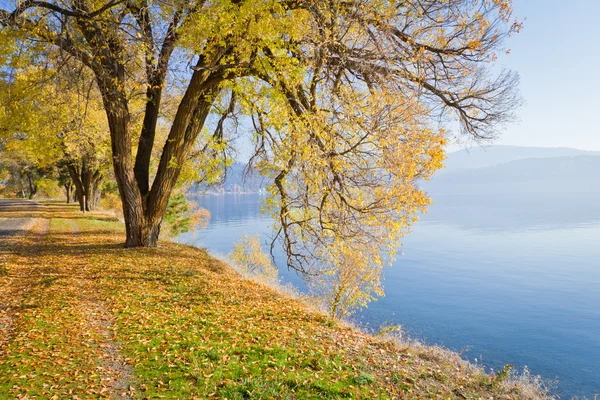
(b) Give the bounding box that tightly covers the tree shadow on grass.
[0,203,119,222]
[11,229,230,279]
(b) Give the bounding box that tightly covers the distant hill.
[190,162,266,194]
[191,146,600,195]
[442,145,600,171]
[428,154,600,195]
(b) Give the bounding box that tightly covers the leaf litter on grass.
[0,203,553,399]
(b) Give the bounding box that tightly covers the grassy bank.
[0,202,552,399]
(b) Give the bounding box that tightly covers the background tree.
[0,61,112,210]
[56,162,75,204]
[0,156,47,198]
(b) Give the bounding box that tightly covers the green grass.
[0,203,554,399]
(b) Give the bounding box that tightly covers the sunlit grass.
[0,203,554,399]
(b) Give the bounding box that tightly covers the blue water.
[177,192,600,398]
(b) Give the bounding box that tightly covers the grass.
[0,201,555,399]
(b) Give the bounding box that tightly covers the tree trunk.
[65,183,73,204]
[67,160,102,212]
[100,91,148,247]
[94,56,221,247]
[80,162,102,211]
[26,172,37,199]
[85,171,102,211]
[67,164,85,211]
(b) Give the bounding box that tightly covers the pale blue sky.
[493,0,600,151]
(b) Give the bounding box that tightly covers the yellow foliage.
[230,234,278,282]
[100,193,123,219]
[309,247,385,320]
[0,0,519,290]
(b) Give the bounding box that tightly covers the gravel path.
[0,200,42,236]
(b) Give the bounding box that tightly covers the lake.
[176,192,600,399]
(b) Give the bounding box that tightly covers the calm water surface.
[177,192,600,398]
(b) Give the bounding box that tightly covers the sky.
[491,0,600,151]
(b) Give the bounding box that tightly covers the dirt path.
[66,222,135,399]
[0,199,42,236]
[0,203,135,399]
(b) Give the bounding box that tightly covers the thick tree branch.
[7,0,123,19]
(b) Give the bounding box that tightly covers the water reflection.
[422,191,600,232]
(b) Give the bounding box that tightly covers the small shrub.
[499,366,557,399]
[307,248,384,321]
[163,193,210,237]
[377,323,403,338]
[229,234,278,282]
[0,265,7,276]
[100,192,123,219]
[492,363,513,387]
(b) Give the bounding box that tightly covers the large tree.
[0,0,520,268]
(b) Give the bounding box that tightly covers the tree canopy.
[0,0,521,283]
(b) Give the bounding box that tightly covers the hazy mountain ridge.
[442,145,600,171]
[191,146,600,194]
[429,149,600,194]
[191,162,266,194]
